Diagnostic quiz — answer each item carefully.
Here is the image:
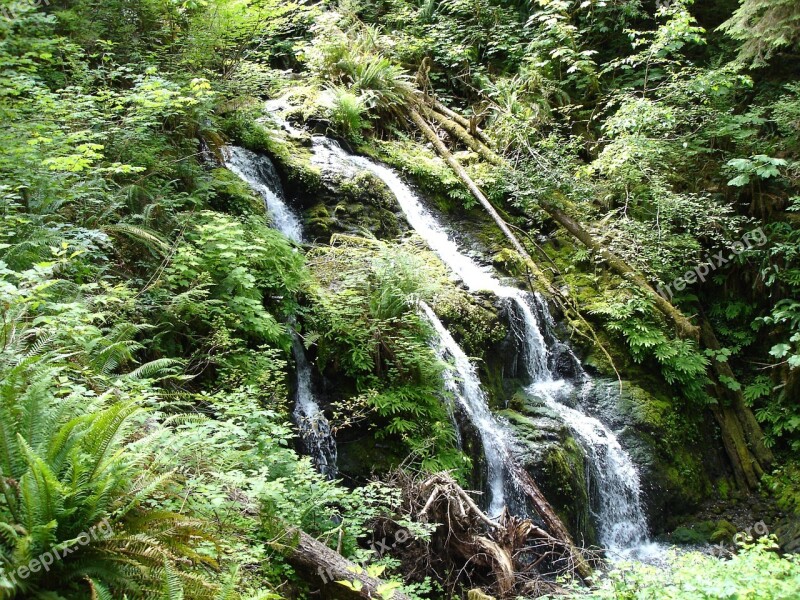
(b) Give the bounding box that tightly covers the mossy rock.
[208,167,265,216]
[336,435,405,480]
[669,519,734,545]
[775,515,800,553]
[616,382,672,433]
[710,519,738,543]
[500,388,595,543]
[303,202,335,236]
[492,248,527,278]
[670,524,711,545]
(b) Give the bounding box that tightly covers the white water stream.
[223,145,304,243]
[292,335,338,480]
[421,302,511,516]
[224,144,337,479]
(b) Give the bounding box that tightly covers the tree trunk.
[710,404,760,490]
[421,105,503,166]
[408,109,556,297]
[700,317,773,475]
[287,529,411,600]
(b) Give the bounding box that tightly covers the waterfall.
[261,102,656,556]
[421,302,510,517]
[292,335,338,480]
[223,145,304,243]
[224,143,337,478]
[331,150,652,552]
[509,294,656,556]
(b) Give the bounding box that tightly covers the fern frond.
[104,224,170,257]
[125,358,184,380]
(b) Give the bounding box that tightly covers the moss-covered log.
[288,529,411,600]
[408,108,556,297]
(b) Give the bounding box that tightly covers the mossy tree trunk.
[408,108,556,297]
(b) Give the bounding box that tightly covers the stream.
[223,145,338,479]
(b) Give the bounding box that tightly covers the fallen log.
[421,104,503,167]
[430,100,493,148]
[541,201,700,340]
[287,529,411,600]
[408,108,557,298]
[508,464,593,581]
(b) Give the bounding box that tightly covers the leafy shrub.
[574,539,800,600]
[158,210,307,349]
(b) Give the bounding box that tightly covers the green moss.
[670,519,736,545]
[711,520,738,543]
[617,383,672,432]
[435,292,506,359]
[304,203,334,236]
[208,168,265,216]
[492,248,527,278]
[540,437,594,540]
[717,478,732,500]
[336,435,405,479]
[670,522,714,544]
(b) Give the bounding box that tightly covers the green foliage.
[720,0,800,68]
[0,261,219,598]
[589,288,711,405]
[763,463,800,517]
[300,13,414,123]
[308,235,464,471]
[5,0,800,595]
[158,210,307,348]
[574,538,800,599]
[321,86,370,142]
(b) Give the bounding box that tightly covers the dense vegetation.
[1,0,799,598]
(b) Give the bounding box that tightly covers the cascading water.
[508,295,655,557]
[261,101,657,556]
[292,335,338,480]
[223,145,305,243]
[335,151,653,551]
[421,302,510,517]
[224,143,337,478]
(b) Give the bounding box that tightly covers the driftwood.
[287,529,411,599]
[285,471,585,599]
